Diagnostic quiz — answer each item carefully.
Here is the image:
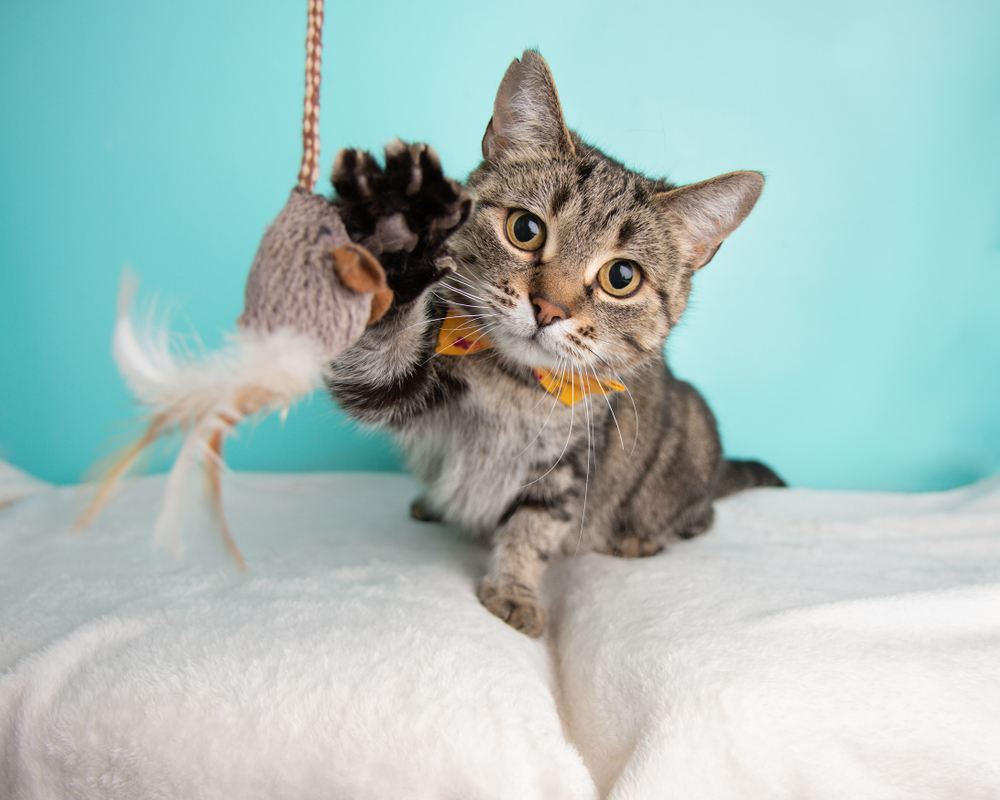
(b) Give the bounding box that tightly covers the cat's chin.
[489,327,563,370]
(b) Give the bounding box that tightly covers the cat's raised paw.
[332,140,472,256]
[332,140,472,309]
[478,577,545,637]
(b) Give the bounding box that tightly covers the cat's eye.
[505,209,547,252]
[597,259,643,298]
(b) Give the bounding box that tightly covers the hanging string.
[297,0,325,192]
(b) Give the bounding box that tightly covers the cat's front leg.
[478,483,579,637]
[327,141,472,428]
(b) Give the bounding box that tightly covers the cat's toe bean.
[384,142,458,203]
[382,140,429,198]
[478,578,546,637]
[332,147,383,201]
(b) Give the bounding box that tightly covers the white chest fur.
[399,371,577,537]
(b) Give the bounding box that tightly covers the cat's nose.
[531,296,569,327]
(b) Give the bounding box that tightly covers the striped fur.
[329,51,783,636]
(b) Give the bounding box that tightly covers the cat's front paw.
[332,142,472,308]
[601,534,664,559]
[478,576,545,637]
[333,142,470,245]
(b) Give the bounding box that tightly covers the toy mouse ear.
[482,50,575,161]
[331,243,393,324]
[655,171,764,270]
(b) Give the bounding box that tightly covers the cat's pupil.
[513,213,542,242]
[609,261,634,289]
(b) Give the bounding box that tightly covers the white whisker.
[589,363,625,451]
[514,356,565,458]
[466,320,502,350]
[593,351,640,456]
[442,299,495,311]
[442,272,514,310]
[435,285,494,309]
[438,281,491,306]
[436,281,489,305]
[574,365,594,555]
[400,312,500,334]
[442,271,484,293]
[520,361,575,490]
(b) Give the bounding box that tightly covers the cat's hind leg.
[599,498,715,558]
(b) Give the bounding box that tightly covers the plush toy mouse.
[79,0,471,567]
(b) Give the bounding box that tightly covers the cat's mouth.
[491,319,580,370]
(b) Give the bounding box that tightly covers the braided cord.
[297,0,324,191]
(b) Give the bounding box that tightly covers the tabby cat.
[329,50,783,637]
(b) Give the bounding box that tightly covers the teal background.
[1,0,998,490]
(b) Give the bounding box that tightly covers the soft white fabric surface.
[1,463,999,799]
[548,479,1000,798]
[0,468,594,800]
[0,462,48,507]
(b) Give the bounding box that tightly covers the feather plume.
[78,274,327,566]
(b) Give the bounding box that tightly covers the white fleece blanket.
[1,463,999,799]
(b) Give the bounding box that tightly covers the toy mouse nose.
[531,296,569,327]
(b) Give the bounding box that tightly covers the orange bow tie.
[434,309,625,406]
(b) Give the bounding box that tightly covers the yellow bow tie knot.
[434,309,625,407]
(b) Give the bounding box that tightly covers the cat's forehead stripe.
[617,218,637,247]
[550,183,572,216]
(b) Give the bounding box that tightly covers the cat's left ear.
[655,171,764,270]
[482,50,576,161]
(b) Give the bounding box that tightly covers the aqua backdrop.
[1,0,998,490]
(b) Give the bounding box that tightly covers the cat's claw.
[478,577,545,637]
[331,147,382,204]
[380,139,473,248]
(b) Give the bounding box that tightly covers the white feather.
[91,274,328,562]
[154,425,205,558]
[114,275,327,424]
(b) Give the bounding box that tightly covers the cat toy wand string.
[297,0,324,193]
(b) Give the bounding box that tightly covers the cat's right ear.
[655,171,765,270]
[482,50,576,161]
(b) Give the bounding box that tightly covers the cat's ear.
[655,171,764,270]
[482,50,575,161]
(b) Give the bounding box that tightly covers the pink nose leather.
[531,296,568,327]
